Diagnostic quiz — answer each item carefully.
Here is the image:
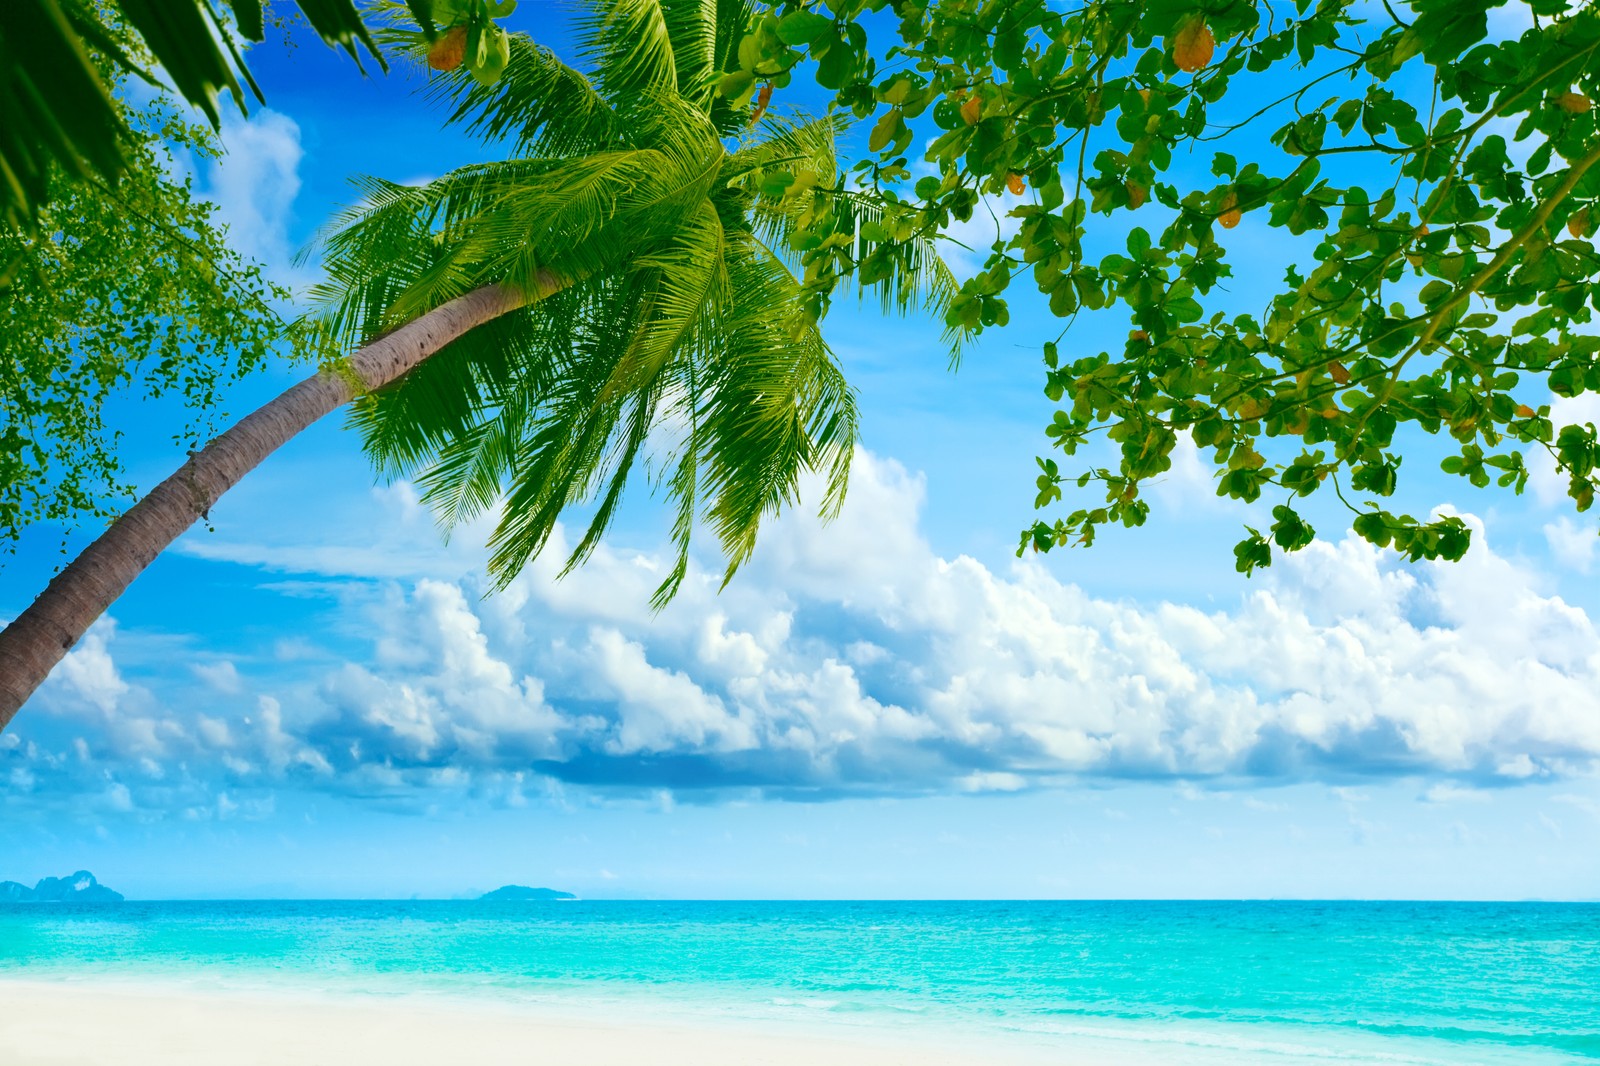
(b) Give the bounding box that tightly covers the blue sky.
[3,4,1599,901]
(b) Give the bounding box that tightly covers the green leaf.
[777,10,833,45]
[868,108,901,152]
[227,0,265,41]
[1233,530,1273,574]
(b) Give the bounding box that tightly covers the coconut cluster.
[424,0,515,86]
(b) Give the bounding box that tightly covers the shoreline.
[0,973,1562,1066]
[0,976,1075,1066]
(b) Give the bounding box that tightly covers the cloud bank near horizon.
[7,451,1599,819]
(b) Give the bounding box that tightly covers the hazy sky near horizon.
[3,4,1599,901]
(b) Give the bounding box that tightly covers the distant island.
[0,870,124,903]
[478,885,577,901]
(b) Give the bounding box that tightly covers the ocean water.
[0,900,1595,1064]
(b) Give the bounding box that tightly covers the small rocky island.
[478,885,577,901]
[0,870,124,903]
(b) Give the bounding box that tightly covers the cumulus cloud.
[191,659,244,694]
[1544,517,1598,573]
[7,452,1600,815]
[201,109,311,292]
[50,620,129,714]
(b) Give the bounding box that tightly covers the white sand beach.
[0,979,1067,1066]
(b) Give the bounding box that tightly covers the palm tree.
[0,0,956,728]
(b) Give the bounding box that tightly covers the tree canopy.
[0,61,291,552]
[0,1,522,547]
[730,0,1600,571]
[313,0,958,604]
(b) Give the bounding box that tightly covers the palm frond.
[349,296,573,482]
[651,380,703,608]
[575,0,678,105]
[557,198,730,575]
[302,144,720,355]
[599,199,726,404]
[421,33,623,157]
[703,0,760,131]
[480,284,654,586]
[477,201,730,586]
[310,1,954,610]
[737,122,963,364]
[412,391,528,531]
[657,0,755,123]
[729,113,842,185]
[693,232,858,583]
[659,0,716,95]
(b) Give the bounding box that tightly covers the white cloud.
[1147,436,1240,515]
[1544,516,1597,573]
[586,627,753,755]
[191,660,244,694]
[48,620,129,715]
[938,194,1026,277]
[316,580,569,770]
[202,109,309,291]
[1552,792,1600,820]
[10,451,1600,814]
[916,145,1027,277]
[178,483,487,580]
[1421,783,1491,804]
[1528,394,1600,506]
[958,771,1027,793]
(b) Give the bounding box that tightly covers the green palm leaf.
[307,0,957,606]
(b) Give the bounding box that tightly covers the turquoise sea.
[1,901,1596,1064]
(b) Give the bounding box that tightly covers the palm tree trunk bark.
[0,282,534,731]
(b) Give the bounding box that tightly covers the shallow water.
[1,900,1595,1063]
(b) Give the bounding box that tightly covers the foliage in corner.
[728,0,1600,572]
[0,83,293,552]
[0,0,516,234]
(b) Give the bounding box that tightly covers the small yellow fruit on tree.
[1172,18,1215,73]
[1218,190,1240,228]
[751,83,774,125]
[428,25,468,71]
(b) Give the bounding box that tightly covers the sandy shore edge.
[0,977,1069,1066]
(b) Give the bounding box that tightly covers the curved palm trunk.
[0,281,537,731]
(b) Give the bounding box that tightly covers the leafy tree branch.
[728,0,1600,571]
